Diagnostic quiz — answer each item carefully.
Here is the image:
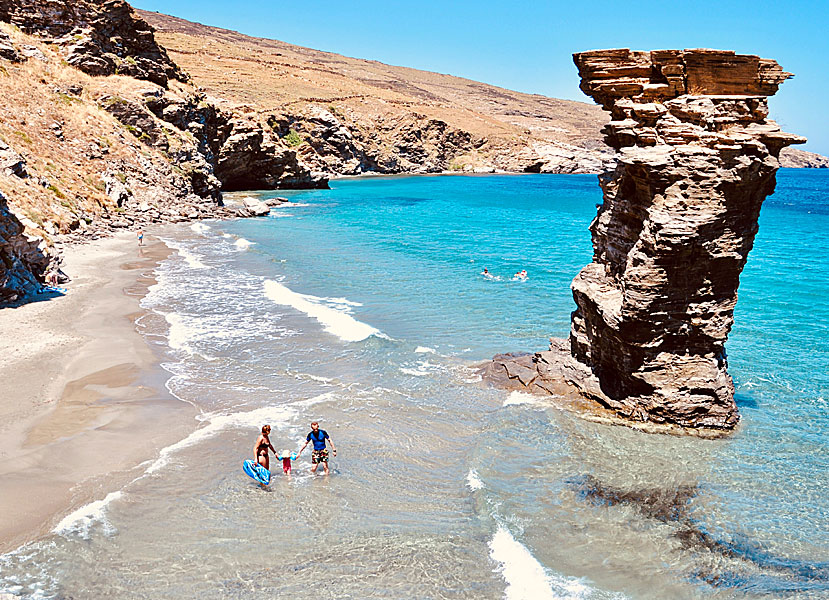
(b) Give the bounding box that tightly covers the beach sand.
[0,232,196,553]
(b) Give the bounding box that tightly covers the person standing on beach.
[297,421,337,475]
[137,229,144,246]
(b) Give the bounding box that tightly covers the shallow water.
[1,171,827,599]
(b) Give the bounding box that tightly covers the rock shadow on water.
[387,196,429,207]
[734,391,760,410]
[567,474,829,596]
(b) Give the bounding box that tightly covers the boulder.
[242,197,270,217]
[0,29,21,62]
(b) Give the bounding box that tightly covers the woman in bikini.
[253,425,277,470]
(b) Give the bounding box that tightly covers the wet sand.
[0,232,196,553]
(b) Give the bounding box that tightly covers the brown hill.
[138,10,615,175]
[0,1,321,303]
[139,10,828,173]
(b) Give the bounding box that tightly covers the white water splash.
[190,223,210,235]
[165,240,208,269]
[263,279,381,342]
[489,525,593,600]
[503,391,540,407]
[466,469,484,491]
[52,491,123,539]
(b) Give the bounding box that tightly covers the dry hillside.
[139,10,616,175]
[140,10,829,173]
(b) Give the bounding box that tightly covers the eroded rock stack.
[485,49,805,433]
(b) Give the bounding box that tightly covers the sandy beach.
[0,232,196,553]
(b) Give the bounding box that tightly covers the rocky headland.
[483,49,805,435]
[139,10,828,174]
[0,0,324,303]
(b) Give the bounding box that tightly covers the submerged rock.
[484,49,805,433]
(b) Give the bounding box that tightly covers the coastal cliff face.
[0,189,51,303]
[485,49,804,433]
[0,1,325,305]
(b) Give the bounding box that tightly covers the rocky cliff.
[0,1,325,305]
[0,0,186,86]
[484,49,804,434]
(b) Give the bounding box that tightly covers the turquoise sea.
[1,171,827,599]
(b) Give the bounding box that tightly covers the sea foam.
[234,238,254,249]
[190,223,210,235]
[146,393,335,475]
[165,240,208,269]
[466,469,484,491]
[503,391,540,407]
[489,526,592,600]
[263,279,381,342]
[53,491,123,539]
[146,405,294,475]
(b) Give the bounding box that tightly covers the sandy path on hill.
[0,232,196,553]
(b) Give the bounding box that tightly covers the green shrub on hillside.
[283,129,303,147]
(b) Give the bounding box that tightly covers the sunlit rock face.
[567,49,805,429]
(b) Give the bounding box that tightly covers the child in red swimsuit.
[276,449,296,474]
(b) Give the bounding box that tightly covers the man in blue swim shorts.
[297,421,337,475]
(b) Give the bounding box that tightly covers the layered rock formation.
[485,49,805,433]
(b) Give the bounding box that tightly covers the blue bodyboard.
[243,459,271,485]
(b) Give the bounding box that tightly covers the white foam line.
[264,279,381,342]
[234,238,254,249]
[415,346,436,354]
[146,405,296,475]
[52,491,123,538]
[400,367,429,377]
[190,223,210,235]
[489,526,593,600]
[147,393,335,475]
[164,239,208,269]
[163,312,190,353]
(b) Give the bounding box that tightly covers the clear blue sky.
[133,0,829,156]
